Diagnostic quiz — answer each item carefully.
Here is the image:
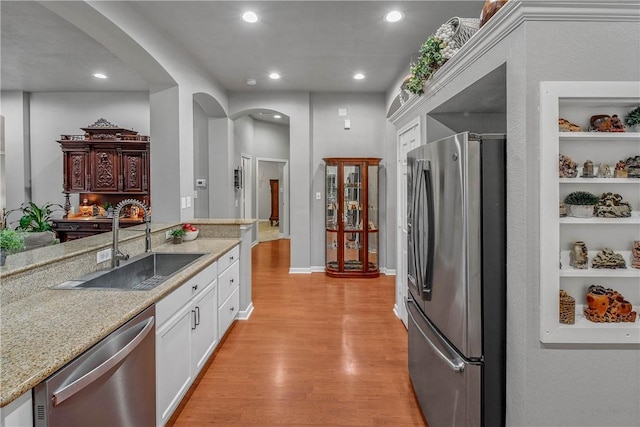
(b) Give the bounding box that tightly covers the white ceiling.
[1,1,483,94]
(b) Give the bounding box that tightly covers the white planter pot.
[569,204,594,218]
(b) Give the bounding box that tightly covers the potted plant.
[170,228,186,244]
[0,229,25,266]
[5,202,62,250]
[624,105,640,132]
[406,36,446,95]
[563,191,600,218]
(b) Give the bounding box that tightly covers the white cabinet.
[217,245,240,338]
[0,390,32,427]
[192,284,218,372]
[155,260,218,426]
[540,81,640,344]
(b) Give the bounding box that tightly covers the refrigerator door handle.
[421,160,435,299]
[406,298,465,373]
[408,160,421,295]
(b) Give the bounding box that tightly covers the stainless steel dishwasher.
[34,305,156,427]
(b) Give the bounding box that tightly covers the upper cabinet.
[539,81,640,344]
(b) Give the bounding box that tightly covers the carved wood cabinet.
[54,119,150,241]
[58,119,150,208]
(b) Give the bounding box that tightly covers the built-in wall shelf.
[539,81,640,345]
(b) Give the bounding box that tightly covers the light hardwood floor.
[169,239,427,426]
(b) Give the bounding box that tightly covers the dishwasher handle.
[52,316,155,406]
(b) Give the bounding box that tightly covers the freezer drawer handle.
[405,298,465,373]
[52,316,155,406]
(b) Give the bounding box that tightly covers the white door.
[240,154,251,219]
[396,118,421,328]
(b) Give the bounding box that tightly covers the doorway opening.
[256,158,288,242]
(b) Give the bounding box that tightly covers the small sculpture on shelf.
[559,290,575,325]
[624,105,640,131]
[584,285,637,323]
[559,202,567,217]
[591,248,626,269]
[597,163,612,178]
[581,160,595,178]
[631,240,640,269]
[594,192,632,218]
[570,241,589,269]
[558,118,582,132]
[614,160,628,178]
[626,155,640,177]
[589,114,626,132]
[559,154,578,178]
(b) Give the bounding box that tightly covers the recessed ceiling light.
[273,115,282,119]
[246,78,257,86]
[93,73,107,79]
[353,73,365,80]
[242,11,259,23]
[384,10,404,23]
[269,72,281,80]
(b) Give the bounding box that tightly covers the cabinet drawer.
[218,286,239,338]
[156,260,217,327]
[217,260,239,306]
[217,245,239,273]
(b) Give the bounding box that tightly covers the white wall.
[310,92,388,269]
[0,92,30,212]
[193,100,209,218]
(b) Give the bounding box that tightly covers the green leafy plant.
[564,191,599,205]
[624,105,640,127]
[0,229,25,253]
[170,228,186,237]
[6,202,63,232]
[406,36,447,95]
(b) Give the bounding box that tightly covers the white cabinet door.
[396,117,421,328]
[156,307,192,427]
[218,286,240,338]
[0,390,32,427]
[192,282,218,373]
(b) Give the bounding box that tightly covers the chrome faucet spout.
[112,199,151,268]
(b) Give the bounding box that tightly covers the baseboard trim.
[289,267,312,274]
[237,302,254,320]
[381,268,396,276]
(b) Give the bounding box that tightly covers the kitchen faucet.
[112,199,151,268]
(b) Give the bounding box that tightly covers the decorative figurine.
[589,114,626,132]
[559,154,578,178]
[597,163,612,178]
[559,202,567,217]
[558,118,582,132]
[614,160,628,178]
[559,290,575,325]
[626,155,640,177]
[584,284,637,323]
[591,248,626,269]
[582,160,595,177]
[595,192,632,218]
[631,241,640,269]
[570,241,589,269]
[563,191,599,218]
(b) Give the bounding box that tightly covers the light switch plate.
[181,197,187,209]
[186,196,192,208]
[316,192,322,200]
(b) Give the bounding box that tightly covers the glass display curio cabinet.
[324,157,381,278]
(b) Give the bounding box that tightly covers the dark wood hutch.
[53,118,150,241]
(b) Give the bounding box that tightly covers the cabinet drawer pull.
[230,306,235,312]
[229,255,234,261]
[192,284,198,292]
[230,278,234,284]
[191,310,197,330]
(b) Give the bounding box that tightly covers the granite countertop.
[0,237,239,407]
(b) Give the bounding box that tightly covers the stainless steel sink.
[53,252,206,291]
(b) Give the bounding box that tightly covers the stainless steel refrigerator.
[406,132,506,427]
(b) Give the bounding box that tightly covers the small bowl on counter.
[183,229,199,241]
